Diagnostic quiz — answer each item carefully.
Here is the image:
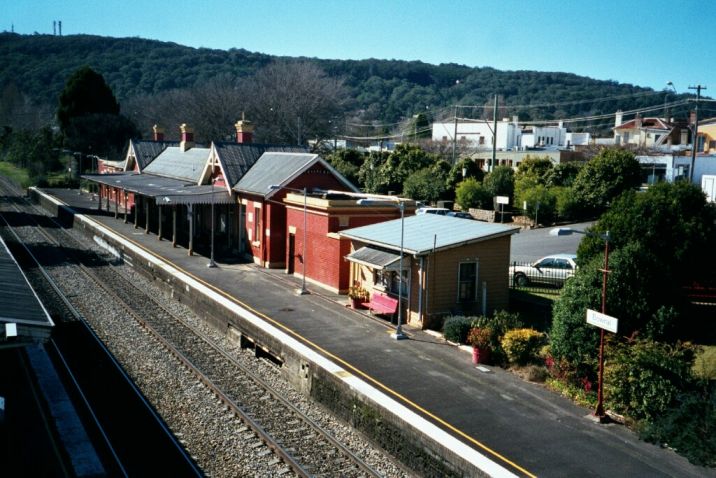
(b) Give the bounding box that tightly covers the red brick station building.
[86,122,518,330]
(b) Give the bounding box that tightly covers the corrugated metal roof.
[214,143,308,188]
[346,246,402,270]
[82,173,233,204]
[234,152,320,196]
[339,214,520,255]
[130,139,178,171]
[0,236,53,328]
[143,146,210,182]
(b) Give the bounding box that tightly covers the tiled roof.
[614,118,672,131]
[339,214,520,256]
[130,139,178,170]
[214,142,308,188]
[142,146,211,183]
[234,152,320,196]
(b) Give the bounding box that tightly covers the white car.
[510,254,577,287]
[416,207,450,216]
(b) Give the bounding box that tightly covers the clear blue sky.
[4,0,714,95]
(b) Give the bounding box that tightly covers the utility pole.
[451,105,458,164]
[491,94,497,173]
[688,85,706,183]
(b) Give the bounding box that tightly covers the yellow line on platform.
[93,218,536,478]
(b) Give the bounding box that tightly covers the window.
[457,262,478,302]
[376,266,408,296]
[253,207,261,243]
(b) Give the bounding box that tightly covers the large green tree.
[57,66,136,158]
[571,148,641,215]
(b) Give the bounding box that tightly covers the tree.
[57,66,136,158]
[483,165,514,201]
[325,149,366,188]
[455,178,492,210]
[446,158,484,192]
[57,66,119,135]
[403,167,446,203]
[571,148,641,215]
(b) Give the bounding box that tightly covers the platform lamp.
[269,185,309,296]
[356,197,408,340]
[551,227,611,420]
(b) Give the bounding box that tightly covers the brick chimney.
[180,124,194,152]
[235,116,254,144]
[152,124,165,142]
[635,113,642,130]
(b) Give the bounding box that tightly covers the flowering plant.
[348,285,369,301]
[467,327,492,349]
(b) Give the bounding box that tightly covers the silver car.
[510,254,577,287]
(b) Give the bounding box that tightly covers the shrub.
[443,316,473,344]
[501,328,547,365]
[471,311,524,365]
[467,327,492,349]
[604,339,696,421]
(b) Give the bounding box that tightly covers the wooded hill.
[0,32,684,126]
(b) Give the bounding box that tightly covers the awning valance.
[345,246,402,271]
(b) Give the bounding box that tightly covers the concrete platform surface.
[41,187,714,478]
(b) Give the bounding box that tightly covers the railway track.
[0,179,400,477]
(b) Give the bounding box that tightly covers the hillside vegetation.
[0,32,676,127]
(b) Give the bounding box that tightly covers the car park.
[509,254,577,287]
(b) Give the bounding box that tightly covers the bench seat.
[360,291,398,316]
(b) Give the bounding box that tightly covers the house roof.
[213,142,308,188]
[234,152,360,197]
[128,139,178,171]
[339,214,520,256]
[142,146,210,183]
[614,117,672,131]
[346,246,401,270]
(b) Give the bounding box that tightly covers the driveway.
[510,221,594,263]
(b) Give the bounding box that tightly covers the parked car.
[416,207,450,216]
[447,211,474,220]
[510,254,577,287]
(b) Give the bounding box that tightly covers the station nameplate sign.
[586,309,618,333]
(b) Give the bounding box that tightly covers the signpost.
[496,195,509,223]
[586,309,618,334]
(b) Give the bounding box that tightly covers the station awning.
[82,173,234,205]
[345,246,402,271]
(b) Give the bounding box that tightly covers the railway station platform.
[34,187,712,478]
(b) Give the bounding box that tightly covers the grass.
[0,161,30,187]
[693,345,716,380]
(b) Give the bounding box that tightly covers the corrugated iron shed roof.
[339,214,520,255]
[214,143,308,188]
[82,173,233,204]
[346,246,401,270]
[0,236,53,344]
[143,146,210,182]
[234,152,320,196]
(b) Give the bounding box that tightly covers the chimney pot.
[180,123,194,152]
[235,117,255,144]
[152,124,165,142]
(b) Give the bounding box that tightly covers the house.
[233,152,359,268]
[612,111,688,149]
[432,117,522,150]
[340,214,519,330]
[698,118,716,154]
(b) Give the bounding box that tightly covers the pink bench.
[360,291,398,316]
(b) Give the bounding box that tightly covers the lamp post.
[550,227,611,421]
[207,177,217,268]
[269,185,309,295]
[356,196,408,340]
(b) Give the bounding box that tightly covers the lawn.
[0,161,30,187]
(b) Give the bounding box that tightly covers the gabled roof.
[213,142,308,188]
[127,139,178,171]
[234,152,359,197]
[339,214,519,256]
[613,118,672,131]
[142,146,210,183]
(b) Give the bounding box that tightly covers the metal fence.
[509,260,572,295]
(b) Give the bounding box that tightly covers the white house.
[432,117,522,150]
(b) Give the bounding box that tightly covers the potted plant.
[348,285,369,309]
[467,327,492,364]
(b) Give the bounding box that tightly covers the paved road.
[510,221,594,263]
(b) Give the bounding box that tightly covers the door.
[287,233,295,274]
